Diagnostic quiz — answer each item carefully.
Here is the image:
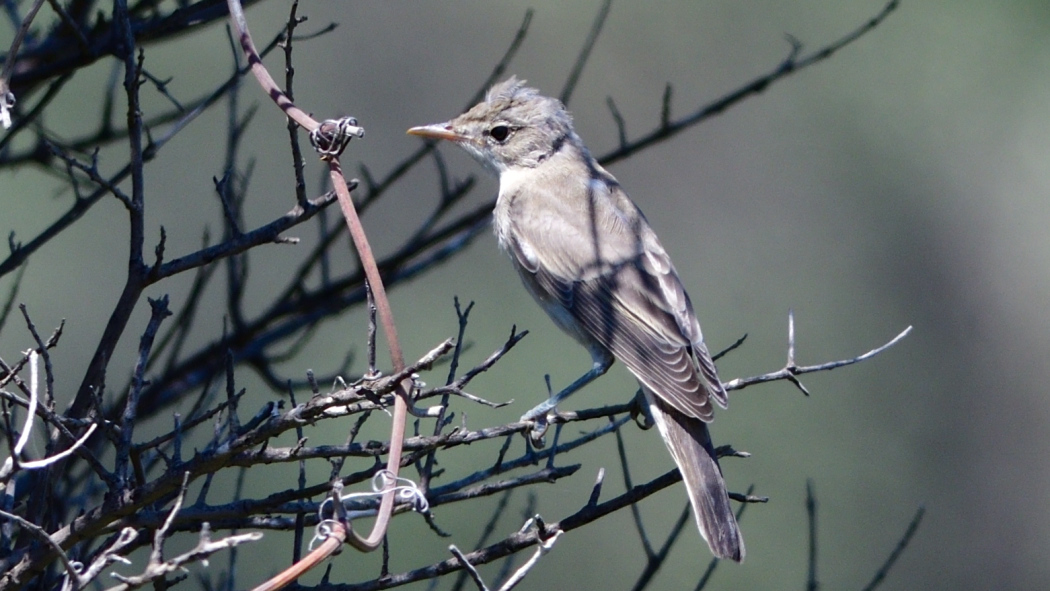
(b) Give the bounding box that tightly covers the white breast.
[493,167,534,252]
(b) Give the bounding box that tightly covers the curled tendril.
[310,471,429,549]
[308,117,365,160]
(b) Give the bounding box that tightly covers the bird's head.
[407,77,575,173]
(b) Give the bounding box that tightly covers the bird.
[407,77,744,561]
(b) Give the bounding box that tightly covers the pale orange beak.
[406,123,465,142]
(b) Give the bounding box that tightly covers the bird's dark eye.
[488,125,510,142]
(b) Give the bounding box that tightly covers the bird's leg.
[521,351,613,443]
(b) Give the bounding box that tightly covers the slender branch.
[226,0,316,132]
[0,509,80,583]
[597,0,900,167]
[0,0,45,128]
[806,479,818,591]
[224,0,409,562]
[723,318,912,394]
[559,0,611,106]
[859,506,925,591]
[153,191,338,280]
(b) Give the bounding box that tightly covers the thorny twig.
[723,311,912,395]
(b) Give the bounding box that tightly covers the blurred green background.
[3,1,1049,589]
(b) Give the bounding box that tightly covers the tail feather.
[644,388,744,562]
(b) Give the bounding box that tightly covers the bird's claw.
[630,390,655,430]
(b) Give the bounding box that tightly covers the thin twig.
[723,320,912,394]
[0,0,46,127]
[806,479,818,591]
[859,506,925,591]
[598,0,900,167]
[559,0,612,106]
[0,508,80,582]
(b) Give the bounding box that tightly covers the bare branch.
[723,318,912,394]
[597,0,900,167]
[559,0,612,106]
[0,0,46,128]
[0,508,80,583]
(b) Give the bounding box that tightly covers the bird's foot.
[630,389,655,430]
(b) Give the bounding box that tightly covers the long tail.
[644,388,744,562]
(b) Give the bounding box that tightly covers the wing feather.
[501,171,728,420]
